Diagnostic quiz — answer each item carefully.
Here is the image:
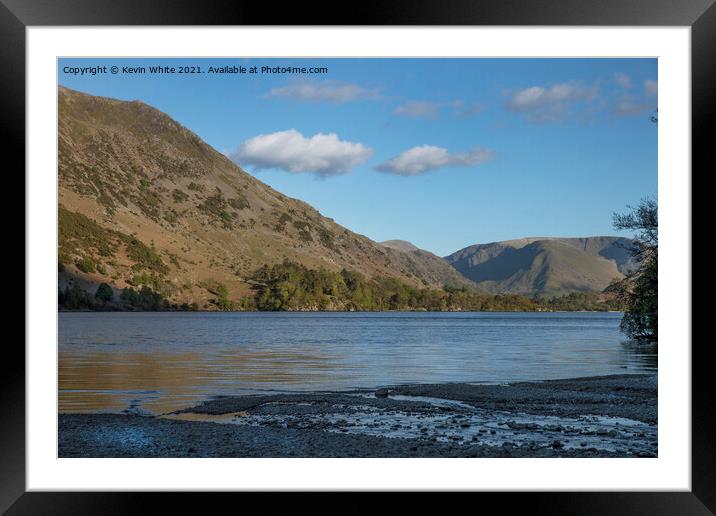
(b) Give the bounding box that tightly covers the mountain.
[445,237,634,297]
[380,240,420,253]
[58,86,474,308]
[379,240,477,288]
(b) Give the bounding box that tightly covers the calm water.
[58,312,657,414]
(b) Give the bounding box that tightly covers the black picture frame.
[5,0,708,512]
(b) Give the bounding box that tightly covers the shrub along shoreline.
[59,260,625,313]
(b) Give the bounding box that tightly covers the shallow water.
[58,311,657,414]
[160,397,657,455]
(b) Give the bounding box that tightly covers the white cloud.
[612,97,654,116]
[506,81,598,122]
[232,129,373,177]
[614,73,632,89]
[375,145,494,176]
[612,78,656,116]
[453,100,486,118]
[393,101,439,119]
[265,81,381,103]
[393,100,485,119]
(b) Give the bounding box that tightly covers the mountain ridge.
[444,236,634,297]
[58,86,474,308]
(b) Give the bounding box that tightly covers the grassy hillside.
[446,237,629,297]
[379,240,474,288]
[58,86,474,309]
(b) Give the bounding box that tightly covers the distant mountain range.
[443,237,635,297]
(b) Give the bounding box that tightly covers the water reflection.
[620,340,658,372]
[59,347,339,414]
[58,312,657,414]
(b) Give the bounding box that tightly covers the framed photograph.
[6,0,709,511]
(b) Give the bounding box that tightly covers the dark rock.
[375,388,390,398]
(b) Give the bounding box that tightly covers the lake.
[58,312,657,414]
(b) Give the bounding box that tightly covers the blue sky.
[59,58,657,256]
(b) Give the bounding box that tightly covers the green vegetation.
[119,286,166,311]
[59,207,169,278]
[541,291,624,312]
[213,284,233,311]
[248,260,624,312]
[95,283,114,302]
[318,228,336,250]
[172,189,189,203]
[198,280,234,310]
[59,207,116,261]
[58,259,624,313]
[228,193,250,211]
[274,212,292,232]
[75,256,96,273]
[610,197,658,342]
[59,282,196,312]
[198,191,235,229]
[132,178,162,220]
[59,283,94,310]
[163,208,179,224]
[123,237,168,274]
[292,220,313,242]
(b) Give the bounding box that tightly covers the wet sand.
[58,374,657,458]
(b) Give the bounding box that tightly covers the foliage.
[610,197,658,342]
[75,256,96,273]
[274,212,292,232]
[59,207,116,258]
[198,191,235,229]
[248,260,622,312]
[121,236,168,274]
[59,283,94,310]
[228,193,250,211]
[95,283,114,302]
[200,281,233,310]
[292,220,313,242]
[172,189,189,203]
[131,181,162,220]
[318,228,336,250]
[543,291,625,311]
[59,207,169,277]
[119,286,166,311]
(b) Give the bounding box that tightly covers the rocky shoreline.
[58,374,657,458]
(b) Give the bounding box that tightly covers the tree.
[62,282,94,310]
[120,287,140,306]
[95,283,114,303]
[611,197,658,342]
